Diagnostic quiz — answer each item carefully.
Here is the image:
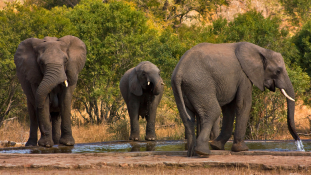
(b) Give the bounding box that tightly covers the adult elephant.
[14,35,86,147]
[171,42,300,157]
[120,61,164,141]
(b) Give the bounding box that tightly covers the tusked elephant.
[120,61,164,141]
[14,35,86,147]
[171,42,300,157]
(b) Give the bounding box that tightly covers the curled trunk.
[36,64,67,109]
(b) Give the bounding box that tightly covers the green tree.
[125,0,228,27]
[69,0,160,124]
[292,19,311,76]
[280,0,311,24]
[24,0,80,9]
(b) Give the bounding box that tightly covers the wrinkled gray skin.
[186,116,220,140]
[171,42,300,157]
[120,61,164,141]
[197,116,220,140]
[14,35,86,147]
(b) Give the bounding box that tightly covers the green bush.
[292,19,311,76]
[69,0,161,123]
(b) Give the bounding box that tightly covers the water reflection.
[130,142,156,152]
[1,140,311,154]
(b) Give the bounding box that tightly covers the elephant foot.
[231,142,249,152]
[187,144,196,157]
[145,130,156,141]
[145,137,155,141]
[129,133,140,141]
[195,144,211,156]
[210,140,225,150]
[38,136,54,148]
[145,134,156,141]
[25,139,37,146]
[129,136,139,141]
[59,135,75,146]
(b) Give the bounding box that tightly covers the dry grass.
[0,119,28,144]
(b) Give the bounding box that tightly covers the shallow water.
[1,140,311,154]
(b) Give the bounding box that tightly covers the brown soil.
[0,150,311,174]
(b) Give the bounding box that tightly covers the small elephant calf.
[120,61,164,141]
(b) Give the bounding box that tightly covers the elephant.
[171,42,300,157]
[120,61,164,141]
[14,35,86,147]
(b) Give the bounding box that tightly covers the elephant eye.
[142,72,146,76]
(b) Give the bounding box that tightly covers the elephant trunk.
[151,76,164,95]
[36,64,67,109]
[283,76,300,141]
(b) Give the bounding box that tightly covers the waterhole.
[1,140,310,154]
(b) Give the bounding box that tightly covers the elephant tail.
[172,77,192,121]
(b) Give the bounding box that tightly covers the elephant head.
[15,36,86,108]
[235,42,299,141]
[129,61,164,96]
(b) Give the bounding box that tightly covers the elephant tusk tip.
[64,80,68,87]
[148,81,150,86]
[281,89,295,102]
[161,82,165,85]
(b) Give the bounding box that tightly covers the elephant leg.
[183,107,195,157]
[210,116,220,141]
[231,84,252,152]
[210,102,236,150]
[51,112,61,144]
[26,100,38,146]
[196,115,201,139]
[59,86,75,146]
[145,107,156,141]
[128,101,140,141]
[37,95,54,147]
[195,104,221,156]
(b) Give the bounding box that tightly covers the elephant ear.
[58,35,87,84]
[129,68,143,96]
[58,35,87,73]
[235,42,266,91]
[14,38,44,85]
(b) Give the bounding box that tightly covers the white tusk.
[281,89,295,102]
[161,82,165,85]
[148,81,150,86]
[64,80,68,87]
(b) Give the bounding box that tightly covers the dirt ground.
[0,166,307,175]
[1,150,311,175]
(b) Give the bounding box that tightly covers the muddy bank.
[1,150,311,171]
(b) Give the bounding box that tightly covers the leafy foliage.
[292,19,311,76]
[24,0,80,9]
[69,0,160,123]
[125,0,228,27]
[280,0,311,24]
